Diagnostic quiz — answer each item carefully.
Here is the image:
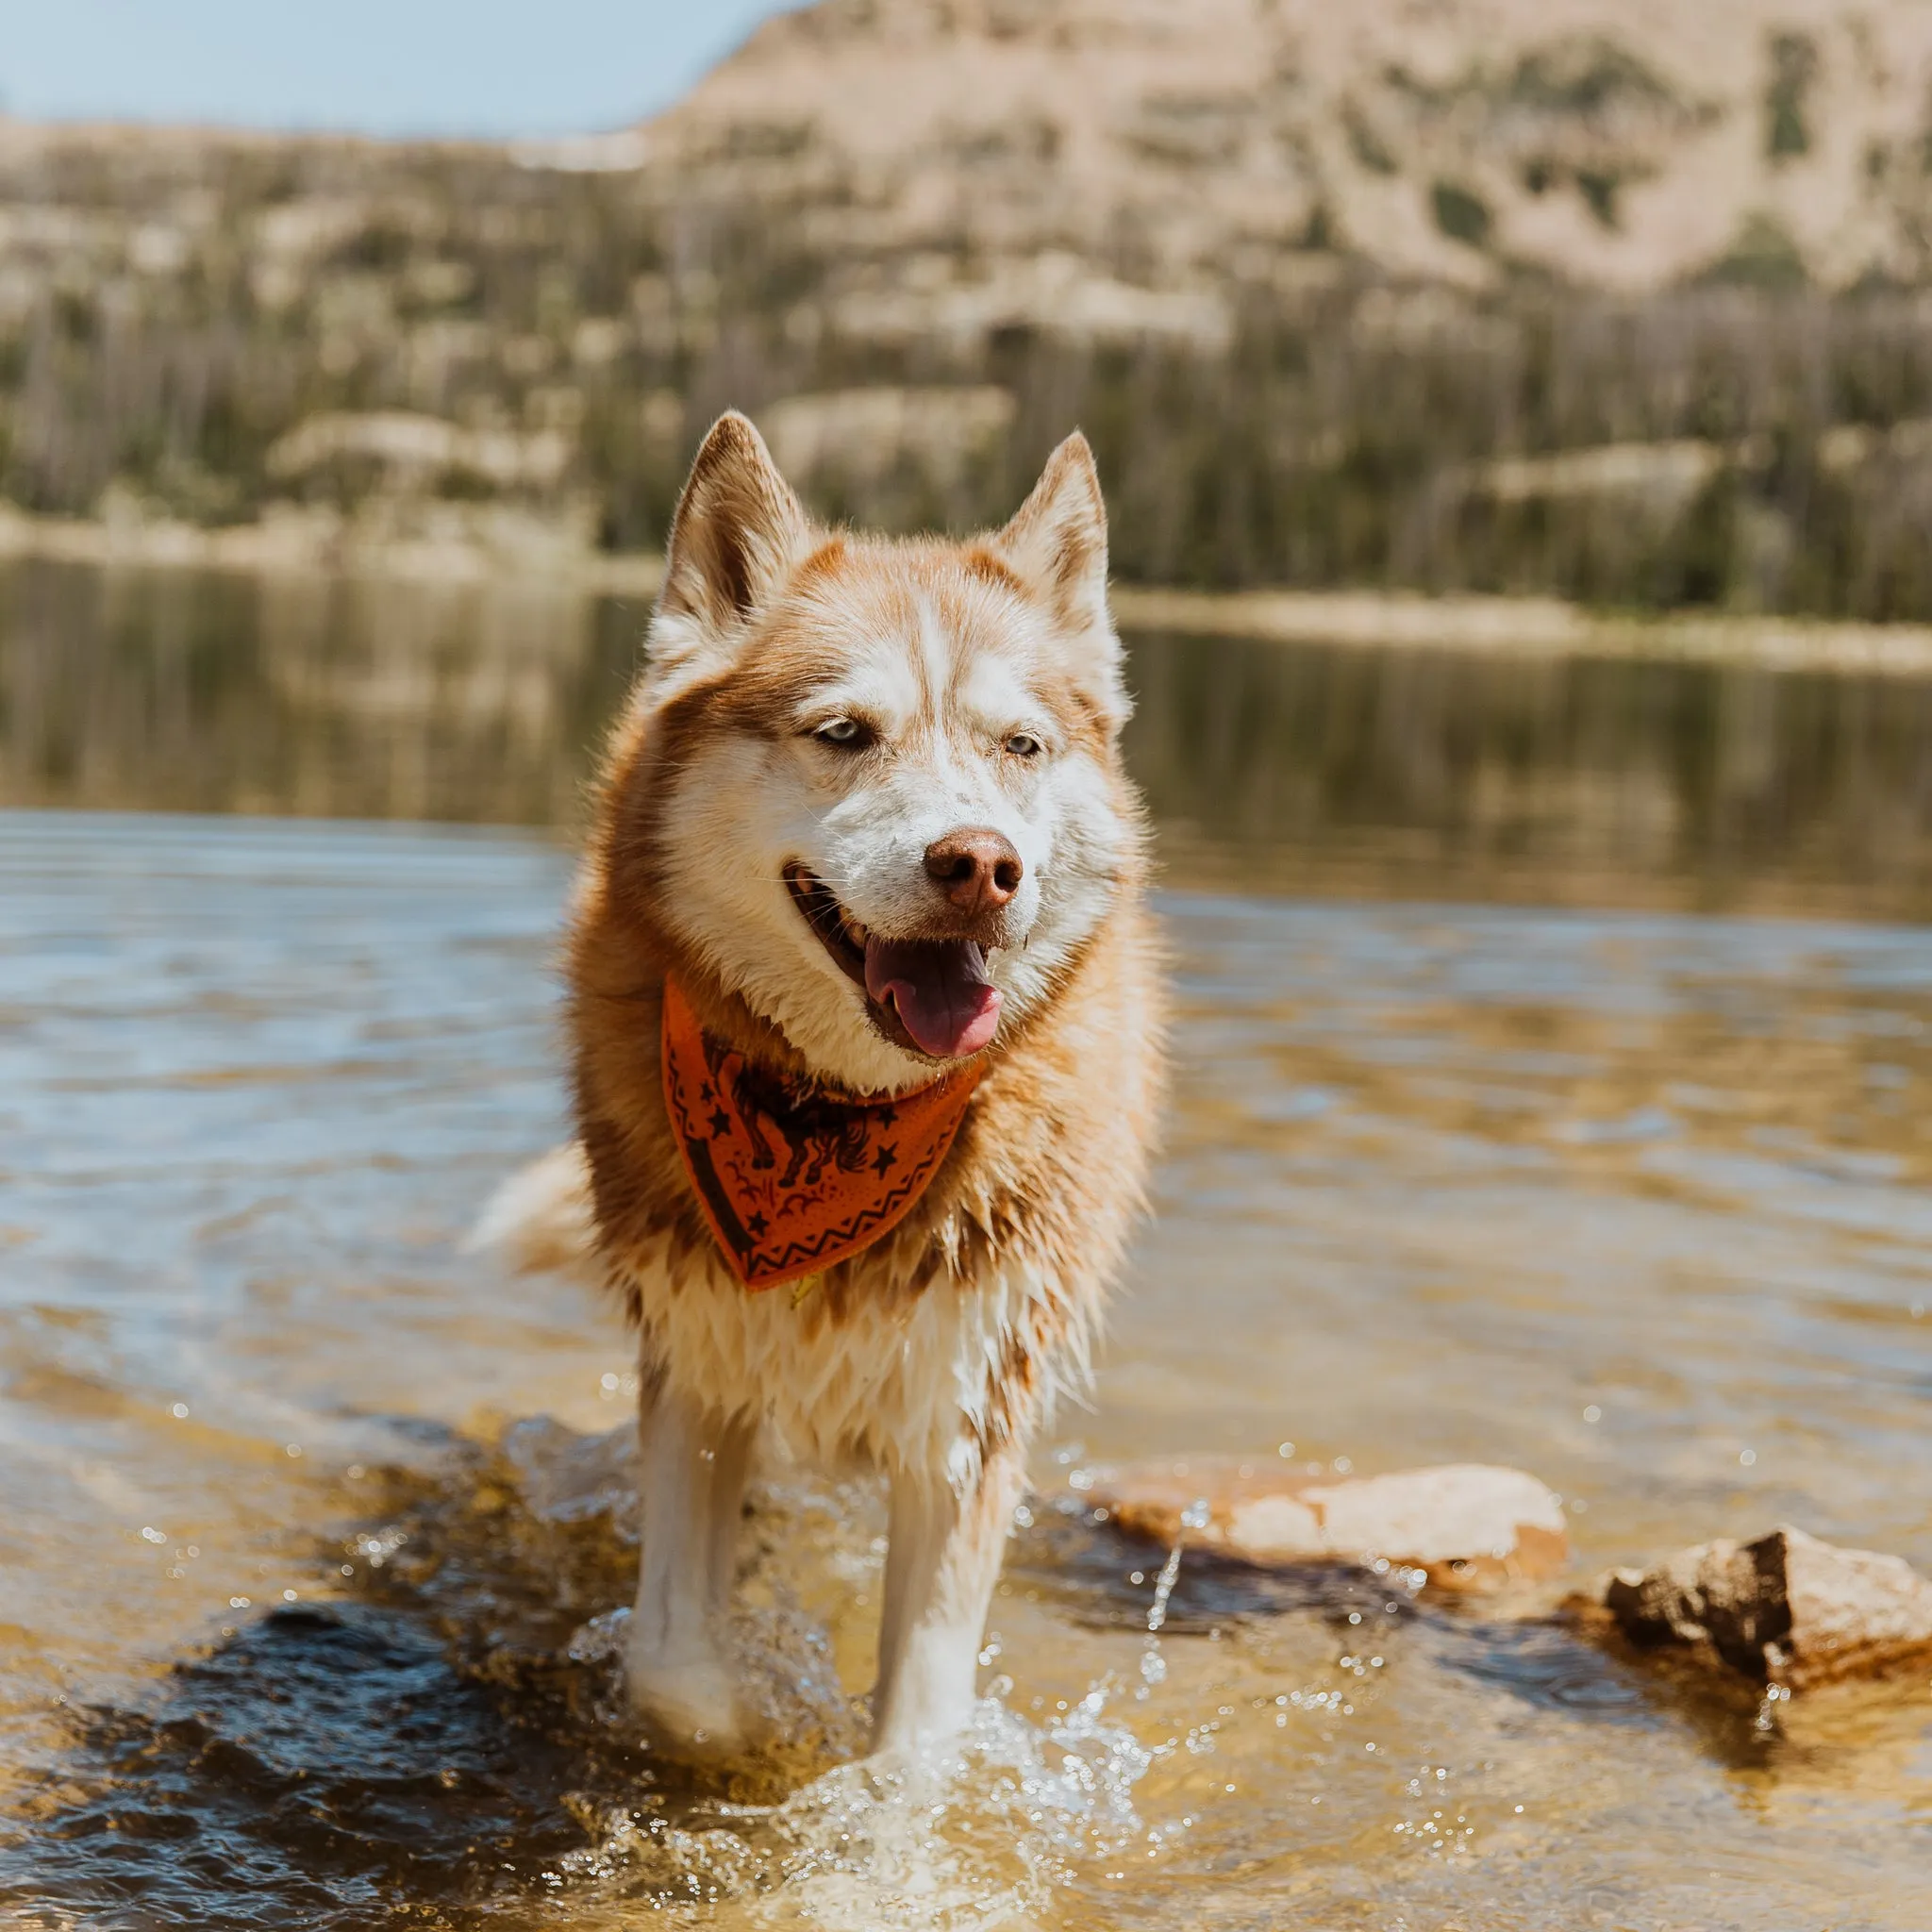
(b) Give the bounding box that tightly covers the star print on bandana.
[660,976,983,1291]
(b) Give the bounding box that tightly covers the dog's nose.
[924,828,1024,913]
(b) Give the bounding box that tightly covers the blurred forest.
[10,126,1932,616]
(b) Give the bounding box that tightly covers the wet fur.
[482,414,1164,1758]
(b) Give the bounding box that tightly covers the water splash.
[1137,1495,1209,1695]
[523,1441,1169,1926]
[1754,1679,1793,1736]
[549,1684,1160,1928]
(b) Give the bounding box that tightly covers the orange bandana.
[661,976,982,1291]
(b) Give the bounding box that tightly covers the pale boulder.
[1081,1458,1568,1591]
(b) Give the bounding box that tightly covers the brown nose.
[924,828,1024,913]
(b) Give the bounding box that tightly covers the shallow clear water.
[1,562,1930,1928]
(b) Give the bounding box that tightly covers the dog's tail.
[464,1141,597,1277]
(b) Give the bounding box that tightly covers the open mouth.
[783,864,1003,1061]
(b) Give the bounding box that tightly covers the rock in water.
[1082,1458,1567,1591]
[1598,1526,1932,1689]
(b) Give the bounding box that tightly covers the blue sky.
[1,2,805,138]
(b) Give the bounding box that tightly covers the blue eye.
[814,718,866,747]
[1005,732,1042,758]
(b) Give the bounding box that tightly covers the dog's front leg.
[626,1368,757,1752]
[871,1445,1025,1757]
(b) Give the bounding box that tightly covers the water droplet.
[1277,1441,1295,1457]
[1333,1455,1354,1474]
[1145,1538,1185,1631]
[170,1402,190,1420]
[139,1525,165,1544]
[1582,1404,1601,1424]
[1179,1497,1211,1530]
[1740,1448,1757,1467]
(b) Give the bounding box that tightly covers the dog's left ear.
[996,433,1109,632]
[651,412,810,678]
[992,433,1127,722]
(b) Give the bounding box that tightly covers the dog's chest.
[630,1238,1088,1479]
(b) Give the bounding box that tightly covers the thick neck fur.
[569,827,1163,1332]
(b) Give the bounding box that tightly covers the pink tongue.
[863,936,1003,1058]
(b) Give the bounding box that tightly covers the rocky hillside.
[9,0,1932,615]
[613,0,1932,320]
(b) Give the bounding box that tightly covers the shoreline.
[9,505,1932,674]
[0,505,670,599]
[1110,586,1932,675]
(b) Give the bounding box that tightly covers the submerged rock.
[1592,1525,1932,1690]
[1079,1458,1568,1592]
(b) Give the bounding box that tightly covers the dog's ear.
[993,432,1126,721]
[995,433,1109,631]
[653,412,809,666]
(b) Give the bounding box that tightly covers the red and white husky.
[482,412,1163,1757]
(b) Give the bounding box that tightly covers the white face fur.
[639,420,1134,1093]
[658,580,1130,1093]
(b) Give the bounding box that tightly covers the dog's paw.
[625,1648,744,1759]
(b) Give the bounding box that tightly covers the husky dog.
[481,412,1163,1758]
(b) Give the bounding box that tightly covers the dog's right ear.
[651,412,809,676]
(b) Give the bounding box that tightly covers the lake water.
[1,558,1929,1930]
